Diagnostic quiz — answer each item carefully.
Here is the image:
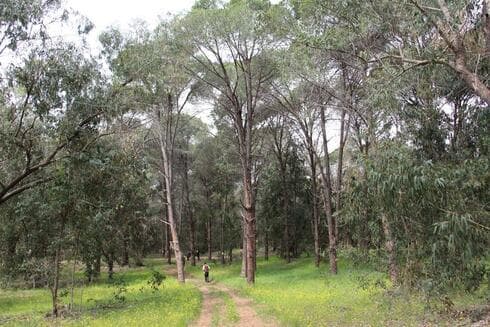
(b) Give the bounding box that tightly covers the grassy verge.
[186,255,488,326]
[0,258,201,326]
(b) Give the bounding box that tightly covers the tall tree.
[176,0,278,283]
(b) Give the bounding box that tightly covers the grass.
[0,258,201,327]
[1,254,487,326]
[187,254,489,327]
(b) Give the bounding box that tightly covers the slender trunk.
[107,253,114,280]
[381,213,398,284]
[240,214,247,278]
[70,237,79,311]
[70,257,76,310]
[207,215,212,261]
[163,165,184,282]
[94,255,101,275]
[122,238,129,266]
[220,196,226,265]
[359,147,370,251]
[281,166,291,264]
[308,146,321,267]
[183,157,196,266]
[335,107,348,243]
[51,206,70,317]
[166,224,171,264]
[190,218,196,266]
[319,106,337,274]
[228,247,233,264]
[264,228,269,261]
[51,244,61,317]
[155,97,184,282]
[284,215,290,263]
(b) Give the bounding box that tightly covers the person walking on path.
[202,262,210,283]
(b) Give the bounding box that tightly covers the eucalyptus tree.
[381,0,490,105]
[175,0,280,283]
[0,1,112,206]
[100,21,202,282]
[0,0,63,56]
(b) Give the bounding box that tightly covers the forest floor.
[165,265,278,327]
[0,254,488,326]
[0,260,201,326]
[184,255,490,327]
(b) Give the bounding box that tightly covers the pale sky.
[65,0,196,31]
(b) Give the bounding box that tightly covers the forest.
[0,0,489,326]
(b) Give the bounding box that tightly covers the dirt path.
[165,267,277,327]
[189,277,277,327]
[213,283,277,327]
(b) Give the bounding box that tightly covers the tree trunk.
[308,145,321,267]
[381,213,398,284]
[122,238,129,266]
[220,196,226,265]
[51,244,61,317]
[228,247,233,264]
[207,215,212,261]
[107,253,114,280]
[264,228,269,261]
[319,106,337,274]
[165,224,171,264]
[94,255,101,275]
[183,158,196,267]
[240,215,247,278]
[162,164,185,282]
[51,215,65,317]
[335,106,348,243]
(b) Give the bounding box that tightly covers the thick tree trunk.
[381,213,398,284]
[245,206,256,283]
[319,107,337,274]
[242,163,256,283]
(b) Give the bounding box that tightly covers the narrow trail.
[165,266,278,327]
[189,277,277,327]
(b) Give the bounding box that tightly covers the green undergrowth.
[0,258,201,326]
[186,255,489,326]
